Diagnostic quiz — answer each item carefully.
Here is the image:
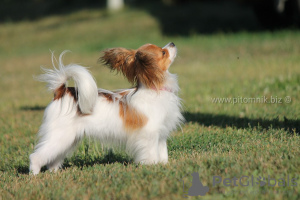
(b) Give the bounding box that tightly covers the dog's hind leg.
[46,155,64,173]
[46,137,81,172]
[29,99,80,175]
[29,126,79,175]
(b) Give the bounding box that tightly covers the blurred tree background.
[1,0,106,21]
[1,0,300,35]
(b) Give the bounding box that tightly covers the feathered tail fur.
[37,51,98,114]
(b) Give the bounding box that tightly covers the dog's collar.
[151,86,173,93]
[160,87,173,92]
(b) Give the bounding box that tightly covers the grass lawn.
[0,5,299,200]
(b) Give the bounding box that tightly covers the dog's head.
[100,42,177,90]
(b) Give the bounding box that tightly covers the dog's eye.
[162,51,166,56]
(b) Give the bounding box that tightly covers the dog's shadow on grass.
[20,105,46,111]
[16,151,132,175]
[184,112,300,134]
[63,151,132,171]
[16,164,30,174]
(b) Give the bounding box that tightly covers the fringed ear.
[135,50,165,90]
[100,48,137,84]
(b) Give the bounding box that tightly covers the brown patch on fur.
[118,90,130,96]
[54,84,66,100]
[54,85,88,115]
[98,92,115,102]
[98,88,137,103]
[137,44,171,71]
[119,102,148,132]
[54,85,78,101]
[119,91,127,96]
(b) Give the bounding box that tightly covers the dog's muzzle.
[163,42,177,63]
[164,42,176,49]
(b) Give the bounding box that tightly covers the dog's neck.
[137,71,179,93]
[151,86,173,93]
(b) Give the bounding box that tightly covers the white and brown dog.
[29,42,184,175]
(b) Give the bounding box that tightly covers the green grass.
[0,6,300,200]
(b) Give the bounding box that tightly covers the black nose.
[170,42,175,47]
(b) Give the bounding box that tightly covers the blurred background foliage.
[1,0,300,35]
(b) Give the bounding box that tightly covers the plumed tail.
[37,51,98,114]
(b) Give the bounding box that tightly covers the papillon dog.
[29,42,184,175]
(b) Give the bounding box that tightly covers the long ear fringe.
[99,48,137,84]
[99,48,165,90]
[135,51,165,90]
